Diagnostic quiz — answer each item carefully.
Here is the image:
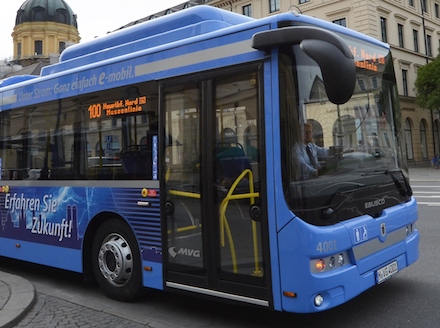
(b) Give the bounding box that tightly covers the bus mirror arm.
[252,26,356,104]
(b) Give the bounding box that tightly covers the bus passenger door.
[163,68,268,304]
[163,83,205,282]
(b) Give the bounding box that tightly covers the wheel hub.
[98,233,133,287]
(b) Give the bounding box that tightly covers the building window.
[420,120,428,159]
[59,42,66,54]
[269,0,280,13]
[421,0,428,12]
[34,40,43,55]
[435,120,440,156]
[413,29,419,52]
[402,69,409,96]
[57,9,67,23]
[34,10,45,22]
[405,118,414,160]
[398,24,404,48]
[427,35,433,56]
[242,4,252,17]
[299,0,310,3]
[436,3,440,18]
[333,18,346,27]
[409,0,414,5]
[380,17,388,43]
[17,42,22,59]
[372,76,378,89]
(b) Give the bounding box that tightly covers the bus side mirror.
[252,26,356,105]
[300,38,356,104]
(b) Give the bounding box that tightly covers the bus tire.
[91,218,143,301]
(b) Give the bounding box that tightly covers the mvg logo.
[168,247,201,258]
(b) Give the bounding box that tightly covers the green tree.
[414,56,440,110]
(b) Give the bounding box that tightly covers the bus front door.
[163,70,268,305]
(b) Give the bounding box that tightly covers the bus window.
[82,84,159,180]
[164,83,203,269]
[0,101,77,180]
[279,39,411,225]
[0,82,159,180]
[214,71,263,277]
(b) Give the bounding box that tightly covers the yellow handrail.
[168,168,261,275]
[168,189,201,199]
[219,168,260,274]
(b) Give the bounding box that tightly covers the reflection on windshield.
[279,42,411,226]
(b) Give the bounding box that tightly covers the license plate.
[376,261,398,284]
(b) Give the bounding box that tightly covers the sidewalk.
[409,166,440,182]
[0,271,35,328]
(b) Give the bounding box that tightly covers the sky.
[0,0,186,59]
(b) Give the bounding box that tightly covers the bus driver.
[295,123,328,180]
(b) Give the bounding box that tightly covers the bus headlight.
[315,259,326,272]
[310,251,350,273]
[337,253,345,266]
[328,256,336,268]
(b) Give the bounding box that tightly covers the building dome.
[15,0,78,28]
[12,0,80,64]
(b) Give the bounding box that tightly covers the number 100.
[88,104,102,119]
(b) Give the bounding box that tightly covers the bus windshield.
[280,35,412,226]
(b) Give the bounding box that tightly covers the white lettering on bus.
[34,87,53,99]
[99,66,134,85]
[168,247,201,258]
[5,193,41,214]
[177,248,201,257]
[365,198,385,209]
[53,83,71,94]
[31,216,73,242]
[4,193,57,214]
[71,75,98,92]
[18,92,33,101]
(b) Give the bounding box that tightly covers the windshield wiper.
[362,169,412,197]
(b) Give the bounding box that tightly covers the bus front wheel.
[91,219,143,301]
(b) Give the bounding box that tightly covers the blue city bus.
[0,6,418,313]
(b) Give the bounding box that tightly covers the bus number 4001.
[316,240,337,253]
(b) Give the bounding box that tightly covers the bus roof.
[60,6,253,62]
[41,6,254,77]
[0,5,388,93]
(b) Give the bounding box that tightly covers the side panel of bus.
[0,21,271,306]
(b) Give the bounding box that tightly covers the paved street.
[16,293,146,328]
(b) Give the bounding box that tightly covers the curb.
[0,271,36,328]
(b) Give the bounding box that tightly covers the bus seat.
[120,147,152,178]
[214,146,251,188]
